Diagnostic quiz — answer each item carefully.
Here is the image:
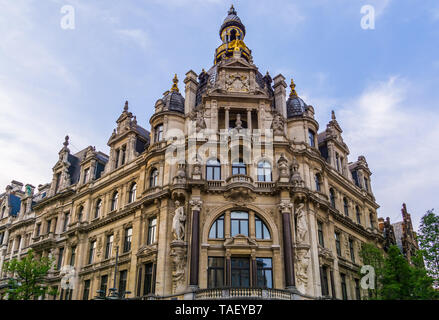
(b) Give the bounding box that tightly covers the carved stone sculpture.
[271,113,285,136]
[295,249,310,292]
[170,245,187,293]
[277,153,289,182]
[290,157,304,187]
[295,203,308,244]
[173,163,186,184]
[172,201,186,241]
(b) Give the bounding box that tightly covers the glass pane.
[216,270,224,287]
[231,220,239,236]
[217,219,224,238]
[255,220,262,238]
[209,223,216,238]
[214,167,220,180]
[263,224,270,239]
[241,270,250,287]
[207,168,213,180]
[241,220,248,236]
[231,211,248,219]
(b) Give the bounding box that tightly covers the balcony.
[195,287,294,300]
[226,174,253,184]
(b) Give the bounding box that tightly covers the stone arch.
[202,203,280,244]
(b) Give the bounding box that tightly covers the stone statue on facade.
[290,157,304,187]
[195,111,206,133]
[277,153,289,181]
[172,201,186,241]
[271,113,285,136]
[235,113,243,130]
[173,163,186,184]
[295,203,308,244]
[295,249,310,292]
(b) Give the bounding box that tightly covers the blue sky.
[1,0,438,230]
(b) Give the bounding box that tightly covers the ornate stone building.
[0,6,384,300]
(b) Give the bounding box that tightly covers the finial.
[289,79,298,97]
[63,135,69,147]
[171,74,179,93]
[331,110,336,120]
[228,4,237,15]
[124,100,129,112]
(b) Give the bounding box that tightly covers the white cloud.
[115,29,151,50]
[335,76,439,229]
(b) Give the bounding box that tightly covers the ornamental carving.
[170,243,187,294]
[172,200,186,241]
[225,72,249,93]
[295,203,308,244]
[295,248,310,293]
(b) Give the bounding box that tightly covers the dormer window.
[115,149,120,169]
[55,172,61,193]
[83,168,90,184]
[154,124,163,142]
[335,153,340,172]
[308,129,315,147]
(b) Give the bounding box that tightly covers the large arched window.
[206,159,221,181]
[209,215,224,239]
[257,161,272,182]
[255,216,271,239]
[95,199,102,218]
[343,197,349,216]
[329,188,336,209]
[232,159,246,175]
[129,183,137,203]
[111,192,118,211]
[150,168,159,188]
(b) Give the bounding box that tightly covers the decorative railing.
[195,287,293,300]
[226,174,254,184]
[255,181,275,189]
[207,180,223,188]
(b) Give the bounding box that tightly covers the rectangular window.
[355,279,361,300]
[369,211,374,229]
[341,273,348,300]
[231,258,250,288]
[335,232,341,256]
[147,218,157,245]
[57,247,64,270]
[36,223,41,237]
[317,221,324,247]
[320,266,329,296]
[349,239,355,263]
[82,280,91,300]
[308,129,315,147]
[115,149,120,168]
[55,172,61,193]
[46,220,52,234]
[143,263,155,295]
[70,246,76,266]
[105,234,113,259]
[88,240,96,265]
[364,177,369,192]
[124,227,132,253]
[0,232,4,246]
[208,257,225,289]
[100,275,108,298]
[230,211,249,237]
[63,212,70,232]
[256,258,273,288]
[118,270,128,298]
[335,153,340,172]
[121,145,126,166]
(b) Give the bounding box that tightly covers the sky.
[0,0,438,230]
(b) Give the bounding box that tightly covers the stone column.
[247,109,252,133]
[280,202,295,289]
[189,200,202,287]
[273,74,287,118]
[225,107,230,130]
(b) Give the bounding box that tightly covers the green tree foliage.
[417,209,439,287]
[359,243,384,299]
[2,249,57,300]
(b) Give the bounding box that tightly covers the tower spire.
[289,79,298,97]
[228,4,237,15]
[171,74,179,93]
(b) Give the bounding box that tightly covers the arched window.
[111,192,118,211]
[356,206,361,224]
[255,216,271,239]
[77,206,83,222]
[315,174,321,192]
[209,215,224,239]
[329,188,336,208]
[232,159,246,175]
[206,159,221,181]
[343,197,349,216]
[150,168,159,188]
[257,161,272,182]
[129,183,137,203]
[95,199,102,218]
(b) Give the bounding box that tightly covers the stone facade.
[0,6,384,300]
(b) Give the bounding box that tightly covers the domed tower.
[285,79,319,150]
[215,5,252,64]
